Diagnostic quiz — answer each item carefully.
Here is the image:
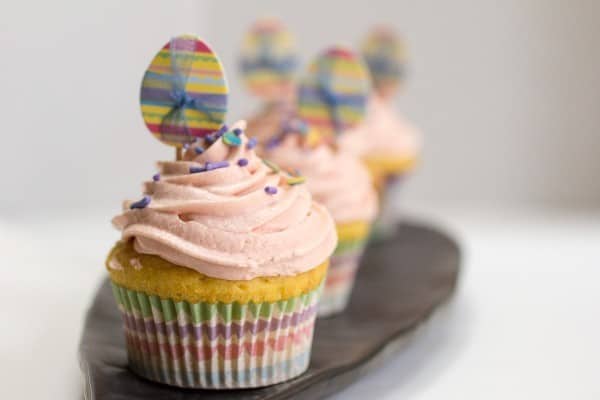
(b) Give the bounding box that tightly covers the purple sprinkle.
[182,143,189,149]
[130,195,151,209]
[264,186,278,195]
[237,158,249,167]
[205,135,216,145]
[152,173,160,182]
[265,137,280,150]
[205,160,230,171]
[215,125,228,138]
[246,137,258,150]
[233,128,243,136]
[194,146,204,154]
[190,161,230,174]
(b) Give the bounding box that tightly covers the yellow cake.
[363,154,418,193]
[107,239,328,304]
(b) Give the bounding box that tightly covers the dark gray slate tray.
[79,222,461,399]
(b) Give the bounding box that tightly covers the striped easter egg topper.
[239,17,298,100]
[140,35,229,147]
[361,26,406,93]
[297,45,370,138]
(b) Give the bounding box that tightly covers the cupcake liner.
[370,174,406,242]
[111,281,322,389]
[318,239,368,317]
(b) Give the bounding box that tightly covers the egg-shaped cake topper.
[140,35,228,148]
[297,46,370,138]
[361,26,406,96]
[239,17,298,100]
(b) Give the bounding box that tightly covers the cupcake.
[107,34,337,388]
[339,95,420,194]
[256,45,376,316]
[107,121,337,388]
[264,123,378,317]
[339,27,422,237]
[239,17,298,153]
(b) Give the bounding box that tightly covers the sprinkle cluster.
[129,123,309,210]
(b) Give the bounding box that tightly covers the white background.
[1,0,599,399]
[1,0,599,212]
[209,0,600,208]
[2,209,599,399]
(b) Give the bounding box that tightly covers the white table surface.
[1,207,599,399]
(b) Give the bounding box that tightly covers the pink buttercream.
[265,136,378,224]
[339,95,421,160]
[112,121,337,280]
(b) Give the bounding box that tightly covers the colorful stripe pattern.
[111,281,321,388]
[361,27,406,91]
[239,18,298,99]
[140,35,228,147]
[318,237,369,317]
[297,46,370,138]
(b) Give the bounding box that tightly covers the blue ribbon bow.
[317,73,343,134]
[160,37,218,139]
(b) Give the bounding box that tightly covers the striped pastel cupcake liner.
[111,281,322,389]
[318,239,368,317]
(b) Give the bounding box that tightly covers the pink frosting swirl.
[112,121,337,280]
[339,95,421,160]
[265,134,378,224]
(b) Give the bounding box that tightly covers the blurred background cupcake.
[339,26,422,239]
[105,36,337,389]
[265,122,377,316]
[264,46,377,317]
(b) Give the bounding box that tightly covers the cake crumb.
[130,258,143,270]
